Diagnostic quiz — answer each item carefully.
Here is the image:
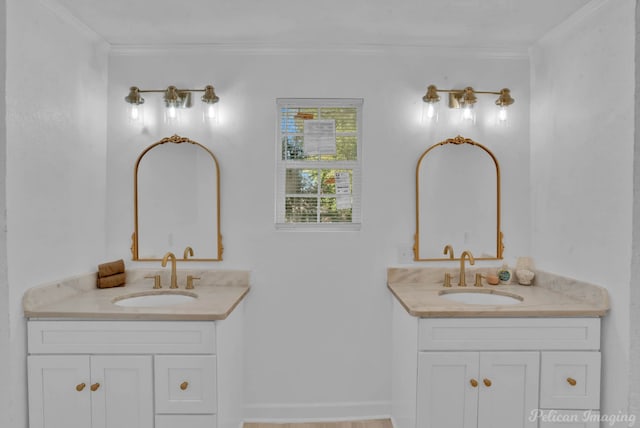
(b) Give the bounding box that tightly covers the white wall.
[107,48,530,418]
[530,0,635,418]
[632,0,640,417]
[3,1,633,424]
[5,0,109,426]
[0,1,9,427]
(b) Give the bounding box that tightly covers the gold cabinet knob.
[469,379,478,388]
[76,383,86,392]
[90,383,100,392]
[483,378,492,387]
[567,377,577,386]
[180,381,189,390]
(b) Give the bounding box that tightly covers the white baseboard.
[243,400,392,422]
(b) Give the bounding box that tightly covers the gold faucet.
[443,272,452,287]
[184,246,194,260]
[443,244,455,259]
[186,275,200,290]
[161,252,178,289]
[458,250,475,286]
[144,274,162,289]
[442,245,455,287]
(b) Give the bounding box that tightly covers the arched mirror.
[133,135,222,261]
[415,135,503,261]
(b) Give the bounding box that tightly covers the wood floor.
[244,419,393,428]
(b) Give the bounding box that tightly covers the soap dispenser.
[497,264,513,285]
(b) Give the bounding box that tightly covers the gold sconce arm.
[126,85,219,99]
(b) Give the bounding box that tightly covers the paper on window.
[335,171,351,209]
[304,119,336,155]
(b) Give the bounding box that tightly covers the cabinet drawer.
[155,414,217,428]
[540,352,601,409]
[28,321,215,354]
[419,318,600,351]
[155,355,217,414]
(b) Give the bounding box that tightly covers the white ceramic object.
[516,269,535,285]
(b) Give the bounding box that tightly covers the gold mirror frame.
[414,135,504,261]
[132,134,223,261]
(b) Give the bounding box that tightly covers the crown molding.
[39,0,531,60]
[110,41,529,60]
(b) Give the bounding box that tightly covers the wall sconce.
[422,85,514,125]
[124,86,144,123]
[201,85,220,124]
[125,85,220,125]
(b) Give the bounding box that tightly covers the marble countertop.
[23,269,250,321]
[388,267,609,318]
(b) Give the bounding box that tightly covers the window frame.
[275,98,363,230]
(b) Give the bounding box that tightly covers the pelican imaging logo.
[529,409,636,426]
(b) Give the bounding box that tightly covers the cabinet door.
[417,352,479,428]
[90,355,153,428]
[477,352,539,428]
[27,355,92,428]
[540,351,601,410]
[155,355,217,414]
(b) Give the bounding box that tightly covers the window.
[276,98,363,229]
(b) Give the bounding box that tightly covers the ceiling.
[50,0,591,48]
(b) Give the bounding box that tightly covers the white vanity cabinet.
[28,354,153,428]
[391,299,602,428]
[417,351,539,428]
[27,302,243,428]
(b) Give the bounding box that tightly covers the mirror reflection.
[133,135,222,261]
[415,135,503,261]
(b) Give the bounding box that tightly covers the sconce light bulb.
[498,106,508,122]
[167,105,177,119]
[206,104,216,119]
[421,102,438,124]
[202,103,219,125]
[462,104,475,123]
[426,103,436,119]
[164,103,180,125]
[128,103,144,125]
[130,104,140,120]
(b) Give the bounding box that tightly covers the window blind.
[276,98,363,229]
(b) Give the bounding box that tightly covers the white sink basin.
[113,292,197,307]
[439,290,523,305]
